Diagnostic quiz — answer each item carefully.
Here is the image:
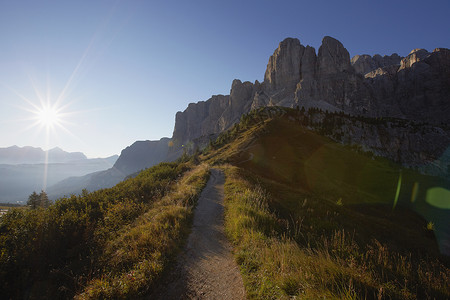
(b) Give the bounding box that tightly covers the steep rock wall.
[172,36,450,151]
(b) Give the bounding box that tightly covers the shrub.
[0,162,209,299]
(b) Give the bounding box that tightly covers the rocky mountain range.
[173,37,450,149]
[52,36,450,197]
[171,36,450,174]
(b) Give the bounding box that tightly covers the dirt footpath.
[149,168,245,299]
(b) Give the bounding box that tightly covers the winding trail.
[149,169,245,299]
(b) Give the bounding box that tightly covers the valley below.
[0,155,118,203]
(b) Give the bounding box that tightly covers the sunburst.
[35,104,62,128]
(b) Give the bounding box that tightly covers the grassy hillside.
[203,108,450,299]
[1,107,448,299]
[0,160,210,299]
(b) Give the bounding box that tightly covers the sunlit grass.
[77,163,210,299]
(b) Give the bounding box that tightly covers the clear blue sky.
[1,0,449,158]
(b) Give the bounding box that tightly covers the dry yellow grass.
[76,163,210,299]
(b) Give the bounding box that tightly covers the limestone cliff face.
[295,36,374,115]
[362,47,450,121]
[171,36,450,173]
[172,80,255,147]
[263,38,304,106]
[172,95,229,146]
[220,79,255,131]
[351,53,402,75]
[395,48,450,123]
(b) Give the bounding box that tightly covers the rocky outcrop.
[399,48,430,70]
[173,36,450,152]
[295,36,375,115]
[362,47,450,122]
[351,53,402,76]
[113,138,172,175]
[172,80,256,147]
[172,95,229,147]
[172,36,369,147]
[395,48,450,123]
[263,38,304,106]
[318,36,352,74]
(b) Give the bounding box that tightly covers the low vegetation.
[0,160,210,299]
[223,165,449,299]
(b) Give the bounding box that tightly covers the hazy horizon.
[0,144,119,159]
[1,0,450,158]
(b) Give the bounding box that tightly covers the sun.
[34,104,62,128]
[37,106,61,127]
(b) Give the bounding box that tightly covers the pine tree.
[39,190,50,208]
[300,106,305,114]
[27,191,40,209]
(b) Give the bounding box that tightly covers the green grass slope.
[204,107,450,299]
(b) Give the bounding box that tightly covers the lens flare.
[411,182,419,203]
[392,170,402,210]
[426,187,450,209]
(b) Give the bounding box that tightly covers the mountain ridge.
[172,37,450,152]
[46,138,176,199]
[52,36,450,196]
[170,36,450,171]
[0,155,118,203]
[0,145,89,164]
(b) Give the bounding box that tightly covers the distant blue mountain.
[0,145,87,164]
[0,146,118,203]
[46,138,178,200]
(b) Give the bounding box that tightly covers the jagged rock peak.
[434,48,449,53]
[399,48,430,70]
[264,37,305,91]
[230,79,253,100]
[318,36,351,74]
[172,36,450,155]
[351,53,403,76]
[409,48,428,55]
